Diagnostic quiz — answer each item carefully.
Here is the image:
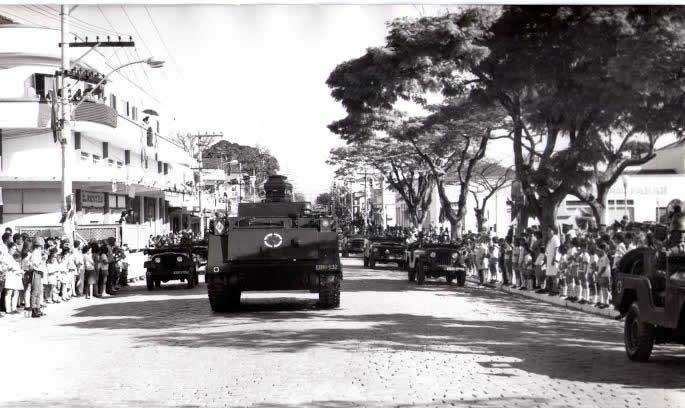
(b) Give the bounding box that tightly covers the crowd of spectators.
[365,213,683,311]
[0,227,129,319]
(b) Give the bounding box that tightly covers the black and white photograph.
[0,2,684,407]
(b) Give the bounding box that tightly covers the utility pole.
[57,5,136,241]
[59,4,73,240]
[190,132,222,237]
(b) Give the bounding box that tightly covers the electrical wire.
[143,5,182,78]
[120,5,155,91]
[0,6,158,102]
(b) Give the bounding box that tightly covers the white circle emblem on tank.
[264,232,283,248]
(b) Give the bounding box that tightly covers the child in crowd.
[556,244,568,298]
[512,238,521,288]
[596,244,612,308]
[83,244,96,299]
[534,247,545,290]
[565,240,579,301]
[46,248,59,303]
[577,243,591,304]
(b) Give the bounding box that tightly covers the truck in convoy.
[205,175,342,312]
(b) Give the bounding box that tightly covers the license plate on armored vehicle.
[173,271,187,275]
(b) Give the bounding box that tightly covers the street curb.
[466,276,621,320]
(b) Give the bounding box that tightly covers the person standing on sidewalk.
[489,237,500,284]
[512,238,521,288]
[542,225,561,294]
[29,237,46,318]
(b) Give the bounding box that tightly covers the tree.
[293,192,307,202]
[465,160,513,233]
[395,100,508,238]
[172,132,220,162]
[329,6,685,232]
[327,137,434,229]
[203,140,280,187]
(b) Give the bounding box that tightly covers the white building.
[0,22,199,248]
[560,139,685,226]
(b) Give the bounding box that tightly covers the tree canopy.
[203,140,280,186]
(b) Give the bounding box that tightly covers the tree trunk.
[539,197,560,232]
[475,209,485,233]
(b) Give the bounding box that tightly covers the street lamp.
[57,57,164,241]
[73,57,165,111]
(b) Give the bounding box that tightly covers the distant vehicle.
[205,175,342,312]
[613,223,685,361]
[342,235,367,258]
[406,243,467,286]
[144,246,200,290]
[363,237,407,269]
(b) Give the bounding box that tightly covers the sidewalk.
[466,276,621,319]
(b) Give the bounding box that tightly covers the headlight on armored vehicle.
[430,252,436,258]
[176,256,183,262]
[373,247,378,253]
[154,258,161,264]
[451,253,459,259]
[215,220,225,234]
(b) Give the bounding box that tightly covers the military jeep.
[613,246,685,361]
[364,237,407,269]
[407,243,467,286]
[144,247,200,290]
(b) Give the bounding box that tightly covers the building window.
[132,106,138,121]
[124,150,130,165]
[73,132,81,150]
[33,73,55,100]
[116,161,123,169]
[156,120,160,134]
[157,161,162,174]
[108,159,115,167]
[144,157,148,169]
[163,163,169,175]
[126,102,130,117]
[92,154,101,165]
[110,94,117,111]
[102,142,108,159]
[80,151,89,161]
[146,127,154,147]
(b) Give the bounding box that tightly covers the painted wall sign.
[81,191,105,208]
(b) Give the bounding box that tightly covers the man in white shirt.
[541,225,561,294]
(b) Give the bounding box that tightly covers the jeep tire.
[416,260,426,285]
[146,277,154,291]
[624,302,655,362]
[456,270,466,287]
[154,280,161,288]
[319,276,341,309]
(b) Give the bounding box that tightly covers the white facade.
[395,184,511,236]
[0,23,199,245]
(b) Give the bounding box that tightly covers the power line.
[143,5,182,78]
[0,6,159,102]
[43,4,126,37]
[119,5,155,91]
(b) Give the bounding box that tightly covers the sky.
[0,4,472,200]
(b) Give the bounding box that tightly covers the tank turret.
[263,175,293,203]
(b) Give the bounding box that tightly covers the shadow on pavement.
[61,270,685,389]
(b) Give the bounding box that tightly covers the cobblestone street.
[2,258,685,408]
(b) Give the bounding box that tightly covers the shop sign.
[81,191,105,208]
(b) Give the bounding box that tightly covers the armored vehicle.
[364,237,407,269]
[342,235,367,258]
[205,175,342,312]
[613,222,685,361]
[144,246,200,290]
[407,243,467,286]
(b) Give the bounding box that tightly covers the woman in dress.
[83,244,96,299]
[3,243,23,314]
